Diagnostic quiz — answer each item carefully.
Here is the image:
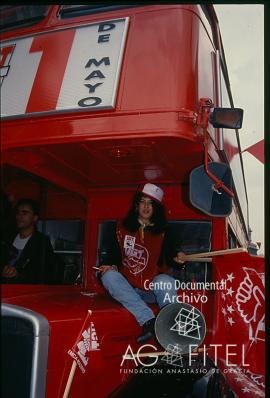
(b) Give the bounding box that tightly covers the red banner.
[244,140,264,164]
[210,252,265,397]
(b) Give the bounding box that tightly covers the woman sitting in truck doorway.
[98,183,186,344]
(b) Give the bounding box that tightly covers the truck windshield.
[0,5,49,32]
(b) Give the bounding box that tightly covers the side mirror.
[210,108,243,129]
[190,162,233,217]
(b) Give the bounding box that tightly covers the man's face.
[138,196,154,222]
[16,204,38,230]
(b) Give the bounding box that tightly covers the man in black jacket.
[1,198,59,284]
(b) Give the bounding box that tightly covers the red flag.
[244,140,264,164]
[211,252,265,397]
[68,310,100,374]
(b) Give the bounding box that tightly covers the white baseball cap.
[141,183,164,203]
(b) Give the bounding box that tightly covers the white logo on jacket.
[123,235,149,274]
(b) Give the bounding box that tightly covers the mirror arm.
[196,97,214,129]
[203,131,234,198]
[196,98,234,198]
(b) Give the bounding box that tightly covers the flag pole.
[63,310,92,398]
[184,247,247,259]
[63,360,77,398]
[123,347,207,359]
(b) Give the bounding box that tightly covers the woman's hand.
[173,252,187,264]
[98,265,118,276]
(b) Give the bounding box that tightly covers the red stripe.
[26,29,75,113]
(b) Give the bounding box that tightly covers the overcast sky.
[214,4,264,254]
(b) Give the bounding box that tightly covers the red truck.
[1,5,265,397]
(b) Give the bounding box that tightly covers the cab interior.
[2,164,216,289]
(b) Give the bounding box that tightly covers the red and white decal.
[1,18,129,118]
[68,311,100,374]
[221,267,265,343]
[123,236,149,275]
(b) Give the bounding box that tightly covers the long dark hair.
[123,192,167,234]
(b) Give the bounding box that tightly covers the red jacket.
[116,223,168,289]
